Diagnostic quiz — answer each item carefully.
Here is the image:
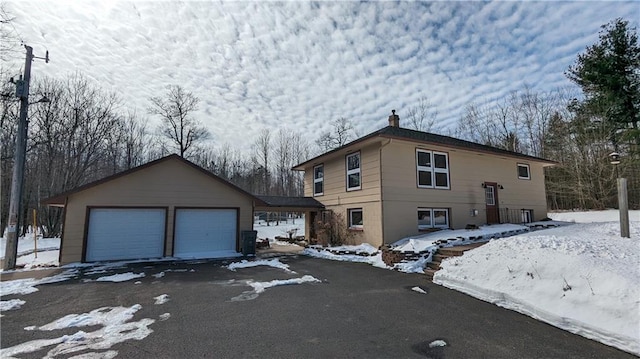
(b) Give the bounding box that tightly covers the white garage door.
[174,208,237,259]
[86,208,166,262]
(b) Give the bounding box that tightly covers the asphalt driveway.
[1,255,635,358]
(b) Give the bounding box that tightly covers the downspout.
[379,139,392,247]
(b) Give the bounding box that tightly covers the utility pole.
[3,45,47,270]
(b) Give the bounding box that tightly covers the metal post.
[617,178,630,238]
[3,45,33,270]
[33,208,37,258]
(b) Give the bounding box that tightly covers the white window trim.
[348,208,363,229]
[313,164,324,196]
[517,163,531,180]
[416,149,450,189]
[346,152,361,191]
[418,207,449,230]
[433,151,450,189]
[416,149,433,189]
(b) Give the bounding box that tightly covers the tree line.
[1,17,637,238]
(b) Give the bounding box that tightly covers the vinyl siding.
[60,158,254,264]
[303,142,384,246]
[380,139,548,245]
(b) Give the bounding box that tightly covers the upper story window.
[517,163,530,180]
[416,149,450,189]
[313,164,324,196]
[346,152,361,191]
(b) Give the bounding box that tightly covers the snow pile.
[302,247,388,269]
[95,272,145,283]
[0,304,155,358]
[307,243,379,256]
[390,224,529,253]
[434,222,640,355]
[226,258,295,273]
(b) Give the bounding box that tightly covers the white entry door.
[86,208,166,262]
[173,208,238,259]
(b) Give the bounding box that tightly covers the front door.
[485,182,500,224]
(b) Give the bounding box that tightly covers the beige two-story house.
[293,111,556,248]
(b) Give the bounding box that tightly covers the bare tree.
[148,85,209,158]
[406,96,438,132]
[315,117,355,152]
[253,129,271,195]
[0,3,20,61]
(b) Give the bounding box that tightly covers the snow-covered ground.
[434,219,640,355]
[548,209,639,223]
[0,237,61,270]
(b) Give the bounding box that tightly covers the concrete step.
[426,261,440,270]
[425,268,438,280]
[437,243,486,257]
[426,242,488,282]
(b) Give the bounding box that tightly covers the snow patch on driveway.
[153,294,169,305]
[0,269,78,297]
[225,258,295,273]
[0,304,155,358]
[231,275,322,301]
[0,298,26,311]
[95,272,145,282]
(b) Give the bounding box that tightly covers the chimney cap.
[391,109,396,115]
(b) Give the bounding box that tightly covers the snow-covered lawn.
[0,236,61,270]
[434,220,640,355]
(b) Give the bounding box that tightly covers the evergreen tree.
[566,18,640,147]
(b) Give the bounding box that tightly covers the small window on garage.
[517,163,530,180]
[348,208,363,229]
[313,164,324,196]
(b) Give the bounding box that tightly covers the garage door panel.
[86,208,165,262]
[174,208,237,259]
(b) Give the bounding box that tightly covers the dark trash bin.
[241,230,258,256]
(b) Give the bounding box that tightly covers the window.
[416,149,449,189]
[346,152,361,191]
[521,209,533,223]
[313,164,324,196]
[517,163,530,180]
[418,208,449,230]
[485,186,495,205]
[348,208,363,229]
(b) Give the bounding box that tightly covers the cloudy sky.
[2,1,637,154]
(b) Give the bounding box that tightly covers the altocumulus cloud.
[4,1,637,153]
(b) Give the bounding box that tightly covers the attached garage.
[85,208,166,262]
[173,208,238,259]
[44,155,266,265]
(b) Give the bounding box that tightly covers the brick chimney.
[388,109,399,127]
